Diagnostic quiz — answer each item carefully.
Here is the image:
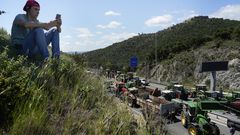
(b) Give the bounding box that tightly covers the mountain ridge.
[84,16,240,71]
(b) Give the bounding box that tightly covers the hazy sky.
[1,0,240,52]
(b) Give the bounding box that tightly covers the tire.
[210,124,220,135]
[181,111,189,128]
[188,124,201,135]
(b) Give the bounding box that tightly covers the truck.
[127,85,177,117]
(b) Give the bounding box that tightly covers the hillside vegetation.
[84,16,240,70]
[0,28,151,135]
[84,16,240,89]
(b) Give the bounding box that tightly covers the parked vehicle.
[140,79,149,86]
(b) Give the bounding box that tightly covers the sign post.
[200,61,228,91]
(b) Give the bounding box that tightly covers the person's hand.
[56,18,62,26]
[49,20,58,27]
[42,23,51,30]
[43,20,58,30]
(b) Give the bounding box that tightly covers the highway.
[148,81,240,135]
[106,79,240,135]
[166,115,240,135]
[130,106,240,135]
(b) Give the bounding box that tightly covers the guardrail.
[209,112,228,119]
[148,79,169,86]
[208,112,228,125]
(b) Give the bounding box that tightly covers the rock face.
[145,45,240,90]
[217,58,240,89]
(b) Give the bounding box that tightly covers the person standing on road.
[11,0,62,60]
[230,125,236,135]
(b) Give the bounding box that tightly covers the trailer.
[125,85,177,118]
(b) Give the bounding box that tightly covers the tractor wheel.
[181,111,189,128]
[188,124,200,135]
[210,124,220,135]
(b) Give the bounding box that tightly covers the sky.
[1,0,240,52]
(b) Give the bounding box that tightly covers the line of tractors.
[106,72,240,135]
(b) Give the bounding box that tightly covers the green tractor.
[181,100,226,135]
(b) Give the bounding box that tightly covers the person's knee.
[34,28,45,35]
[50,28,59,35]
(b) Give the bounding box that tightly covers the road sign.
[130,56,138,68]
[200,61,228,72]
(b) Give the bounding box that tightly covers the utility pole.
[155,32,158,66]
[155,32,158,81]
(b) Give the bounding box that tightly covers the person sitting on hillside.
[11,0,62,60]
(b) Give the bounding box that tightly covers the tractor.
[229,91,240,109]
[190,84,207,98]
[180,100,225,135]
[224,91,240,114]
[171,84,189,101]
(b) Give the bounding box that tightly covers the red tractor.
[230,91,240,109]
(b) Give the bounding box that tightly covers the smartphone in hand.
[56,14,61,19]
[55,14,61,32]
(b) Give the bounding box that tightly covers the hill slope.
[0,28,150,134]
[84,16,240,70]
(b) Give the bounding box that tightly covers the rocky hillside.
[144,40,240,90]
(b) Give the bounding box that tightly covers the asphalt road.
[106,79,240,135]
[166,116,240,135]
[149,81,240,135]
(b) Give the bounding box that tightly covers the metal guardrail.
[148,79,169,86]
[209,112,240,125]
[209,112,228,119]
[208,112,228,126]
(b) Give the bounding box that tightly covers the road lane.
[167,116,240,135]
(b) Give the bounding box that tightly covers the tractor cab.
[232,91,240,99]
[173,84,185,92]
[125,81,138,95]
[203,91,224,100]
[190,84,207,98]
[195,84,207,92]
[173,84,189,100]
[161,90,175,101]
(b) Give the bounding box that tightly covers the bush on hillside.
[0,28,10,52]
[214,28,232,40]
[233,26,240,41]
[0,49,36,129]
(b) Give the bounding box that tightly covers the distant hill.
[84,16,240,70]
